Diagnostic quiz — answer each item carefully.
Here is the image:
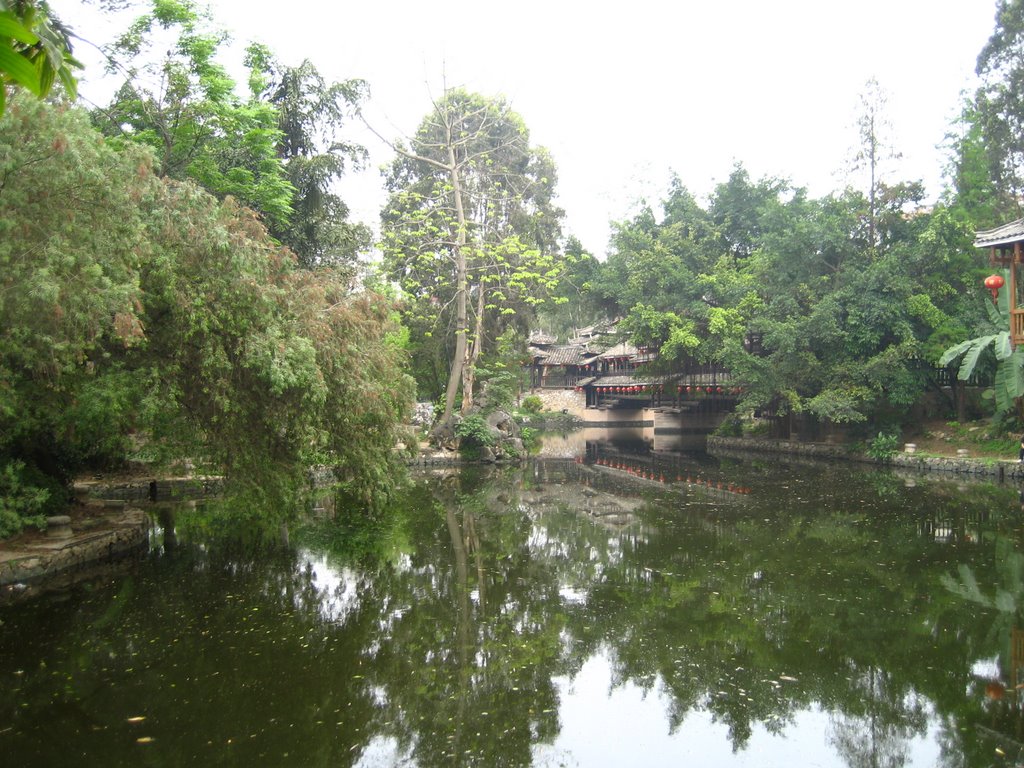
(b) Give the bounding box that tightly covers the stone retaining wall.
[2,467,346,598]
[707,436,1024,480]
[0,509,149,589]
[530,389,586,417]
[75,476,226,502]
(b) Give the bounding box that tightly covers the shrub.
[866,432,900,461]
[521,395,543,414]
[715,415,743,437]
[520,426,539,452]
[0,461,51,539]
[455,415,496,449]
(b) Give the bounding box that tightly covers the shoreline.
[5,437,1021,598]
[707,435,1024,480]
[0,506,149,598]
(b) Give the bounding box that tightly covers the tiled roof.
[598,342,638,360]
[539,345,594,366]
[568,319,619,345]
[975,218,1024,248]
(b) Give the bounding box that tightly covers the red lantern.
[985,273,1005,302]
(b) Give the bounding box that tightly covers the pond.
[3,442,1024,767]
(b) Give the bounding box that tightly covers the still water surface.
[3,445,1024,766]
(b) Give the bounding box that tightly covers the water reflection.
[3,453,1024,766]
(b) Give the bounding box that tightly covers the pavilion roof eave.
[974,218,1024,249]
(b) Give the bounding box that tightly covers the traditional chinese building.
[975,218,1024,346]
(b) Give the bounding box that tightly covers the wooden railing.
[1013,309,1024,347]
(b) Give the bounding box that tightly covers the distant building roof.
[975,218,1024,249]
[598,342,638,360]
[528,330,558,346]
[568,319,619,345]
[539,345,598,367]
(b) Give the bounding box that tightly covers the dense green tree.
[974,0,1024,218]
[94,0,293,229]
[708,164,788,260]
[0,96,152,532]
[535,235,602,337]
[589,178,716,322]
[724,186,958,427]
[0,95,412,535]
[246,45,372,269]
[944,102,1004,229]
[379,88,564,432]
[585,161,982,433]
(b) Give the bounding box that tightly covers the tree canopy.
[0,95,413,535]
[379,88,564,434]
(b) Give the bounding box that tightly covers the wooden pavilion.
[976,218,1024,346]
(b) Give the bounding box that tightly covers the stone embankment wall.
[0,509,149,590]
[76,476,225,502]
[707,436,1024,480]
[529,389,586,417]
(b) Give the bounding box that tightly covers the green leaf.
[0,44,42,95]
[938,338,976,367]
[958,335,998,381]
[994,331,1013,361]
[35,55,54,95]
[994,356,1017,413]
[0,12,39,45]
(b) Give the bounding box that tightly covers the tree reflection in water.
[2,457,1024,766]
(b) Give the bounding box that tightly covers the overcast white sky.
[58,0,999,256]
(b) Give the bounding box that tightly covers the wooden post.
[1014,242,1022,347]
[1014,242,1020,311]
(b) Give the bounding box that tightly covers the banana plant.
[939,269,1024,415]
